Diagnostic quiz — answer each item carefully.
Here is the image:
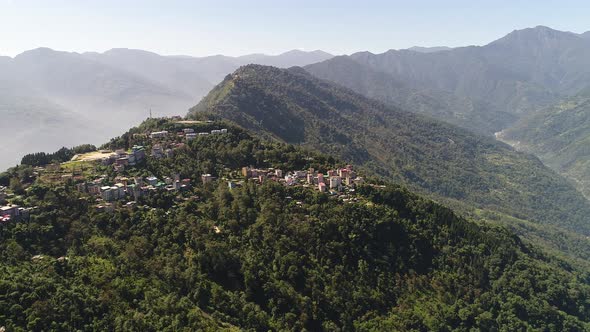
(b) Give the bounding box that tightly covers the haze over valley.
[0,48,333,169]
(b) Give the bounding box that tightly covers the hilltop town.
[1,118,371,222]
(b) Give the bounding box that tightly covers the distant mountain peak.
[15,47,77,61]
[489,25,581,47]
[279,49,332,56]
[16,47,57,56]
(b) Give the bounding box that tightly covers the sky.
[1,0,590,57]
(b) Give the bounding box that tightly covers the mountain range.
[5,26,590,231]
[189,64,590,237]
[306,26,590,135]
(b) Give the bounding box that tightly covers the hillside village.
[1,118,372,223]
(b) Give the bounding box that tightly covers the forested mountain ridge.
[0,119,589,330]
[189,64,590,236]
[499,90,590,198]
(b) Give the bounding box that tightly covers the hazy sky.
[1,0,590,57]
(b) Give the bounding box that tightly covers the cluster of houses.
[238,165,364,193]
[150,128,229,143]
[146,128,229,160]
[101,146,147,172]
[76,174,192,204]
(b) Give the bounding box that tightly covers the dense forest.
[1,120,589,331]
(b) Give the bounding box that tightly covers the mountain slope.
[305,56,516,134]
[1,119,589,330]
[189,64,590,235]
[499,91,590,198]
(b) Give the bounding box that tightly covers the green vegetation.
[20,144,97,167]
[189,64,590,236]
[500,91,590,198]
[1,122,589,331]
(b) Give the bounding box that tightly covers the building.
[201,174,214,184]
[1,205,20,218]
[186,133,197,141]
[285,175,295,186]
[344,176,353,186]
[339,168,350,178]
[129,184,142,200]
[294,170,306,178]
[110,186,121,200]
[150,131,169,139]
[87,183,101,195]
[127,154,137,166]
[151,144,164,158]
[318,182,326,192]
[242,167,253,178]
[114,183,126,198]
[96,203,115,213]
[329,176,342,189]
[101,186,114,201]
[116,157,129,166]
[317,173,325,184]
[183,128,195,134]
[146,176,158,186]
[131,146,146,162]
[220,128,228,133]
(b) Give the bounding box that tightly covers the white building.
[150,131,169,139]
